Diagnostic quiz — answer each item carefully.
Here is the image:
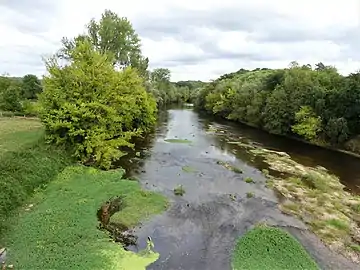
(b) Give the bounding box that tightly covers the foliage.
[195,63,360,152]
[39,40,157,169]
[0,82,23,112]
[59,10,149,79]
[292,106,322,142]
[4,166,167,269]
[231,226,318,270]
[0,74,42,113]
[22,74,42,99]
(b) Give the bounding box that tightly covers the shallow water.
[120,107,360,269]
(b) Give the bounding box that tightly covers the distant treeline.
[195,62,360,154]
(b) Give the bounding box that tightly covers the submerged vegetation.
[232,226,318,270]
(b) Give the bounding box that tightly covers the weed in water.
[174,185,185,196]
[244,177,254,184]
[165,139,192,144]
[216,160,242,173]
[182,166,197,173]
[246,192,254,198]
[232,226,318,270]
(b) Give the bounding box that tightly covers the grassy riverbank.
[0,118,71,238]
[232,226,318,270]
[0,118,168,269]
[4,166,167,269]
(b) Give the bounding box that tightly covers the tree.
[58,10,148,78]
[22,74,42,99]
[292,106,322,142]
[0,82,22,111]
[39,40,156,169]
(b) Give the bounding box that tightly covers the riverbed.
[122,106,360,269]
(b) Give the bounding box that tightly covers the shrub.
[39,40,157,169]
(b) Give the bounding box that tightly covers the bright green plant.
[39,40,157,169]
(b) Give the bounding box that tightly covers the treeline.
[0,74,42,115]
[195,62,360,153]
[148,69,205,106]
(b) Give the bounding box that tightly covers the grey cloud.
[134,4,359,66]
[0,0,58,35]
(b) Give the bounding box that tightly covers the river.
[121,106,360,270]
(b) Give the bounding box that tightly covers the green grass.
[325,219,350,231]
[232,226,318,270]
[0,118,43,155]
[5,166,168,269]
[164,138,192,144]
[0,118,71,238]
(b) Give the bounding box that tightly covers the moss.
[4,166,167,269]
[232,226,318,270]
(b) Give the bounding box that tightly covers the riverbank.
[0,118,168,269]
[231,140,360,263]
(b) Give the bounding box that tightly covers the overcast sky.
[0,0,359,81]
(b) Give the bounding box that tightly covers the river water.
[122,106,360,270]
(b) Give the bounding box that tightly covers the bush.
[39,40,157,169]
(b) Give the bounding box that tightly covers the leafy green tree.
[22,74,42,99]
[40,40,156,169]
[0,82,22,111]
[292,106,322,142]
[59,10,149,79]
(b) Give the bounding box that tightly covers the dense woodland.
[195,62,360,154]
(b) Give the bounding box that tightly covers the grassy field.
[232,226,318,270]
[0,118,168,269]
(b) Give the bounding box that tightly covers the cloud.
[0,0,359,81]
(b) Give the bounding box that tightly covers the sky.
[0,0,359,81]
